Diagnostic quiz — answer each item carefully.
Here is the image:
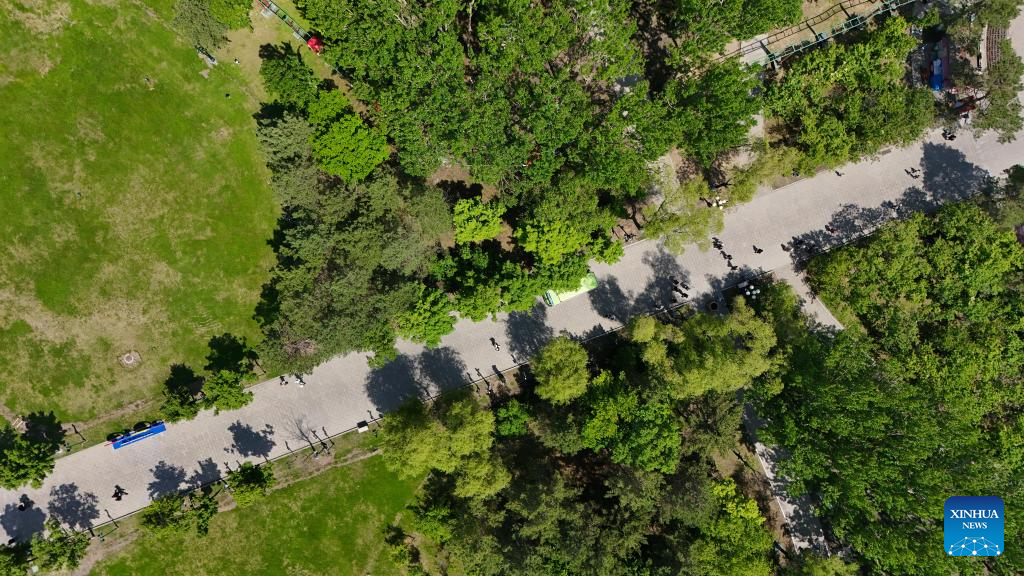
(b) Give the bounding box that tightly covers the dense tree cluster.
[226,461,276,507]
[973,39,1024,141]
[160,335,258,422]
[0,420,56,490]
[140,492,219,537]
[375,302,820,575]
[753,204,1024,575]
[172,0,251,51]
[943,0,1024,141]
[252,0,805,365]
[765,16,934,170]
[29,519,90,573]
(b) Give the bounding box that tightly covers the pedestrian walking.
[781,243,790,252]
[752,245,763,254]
[490,337,501,352]
[835,170,843,177]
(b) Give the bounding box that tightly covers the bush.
[172,0,227,51]
[496,399,530,436]
[226,462,275,507]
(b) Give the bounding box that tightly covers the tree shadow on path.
[0,501,45,542]
[188,457,222,488]
[417,347,468,395]
[919,141,991,206]
[228,421,276,458]
[147,461,188,499]
[364,347,471,414]
[788,143,993,270]
[505,303,554,363]
[588,277,632,324]
[46,483,99,531]
[364,355,426,414]
[23,411,65,453]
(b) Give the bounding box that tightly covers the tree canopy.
[974,39,1024,142]
[260,43,320,111]
[0,422,55,489]
[141,492,219,537]
[30,519,90,572]
[532,336,592,405]
[201,370,253,414]
[389,300,786,574]
[307,91,390,183]
[754,204,1024,575]
[227,461,276,507]
[245,0,1004,370]
[766,17,934,170]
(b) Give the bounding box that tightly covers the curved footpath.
[4,108,1024,546]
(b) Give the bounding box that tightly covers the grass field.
[90,454,418,576]
[0,0,278,421]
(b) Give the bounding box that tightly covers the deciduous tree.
[201,370,253,414]
[30,519,89,572]
[642,174,723,255]
[533,337,591,405]
[0,423,55,489]
[172,0,226,51]
[226,461,275,507]
[308,91,389,183]
[395,286,456,346]
[453,197,504,244]
[260,43,319,110]
[683,479,773,576]
[973,40,1024,142]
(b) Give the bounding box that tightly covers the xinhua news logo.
[944,496,1004,557]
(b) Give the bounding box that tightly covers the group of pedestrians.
[278,374,306,388]
[701,195,729,210]
[669,276,690,302]
[713,237,741,271]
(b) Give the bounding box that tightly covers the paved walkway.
[3,22,1024,539]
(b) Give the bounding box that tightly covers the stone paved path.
[3,20,1024,541]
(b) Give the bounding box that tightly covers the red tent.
[306,36,324,54]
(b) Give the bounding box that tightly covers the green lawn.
[0,0,277,420]
[91,455,418,576]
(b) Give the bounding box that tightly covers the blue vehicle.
[112,421,166,449]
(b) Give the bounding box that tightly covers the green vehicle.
[542,272,598,306]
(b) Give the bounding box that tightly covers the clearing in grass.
[0,0,278,420]
[90,455,419,576]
